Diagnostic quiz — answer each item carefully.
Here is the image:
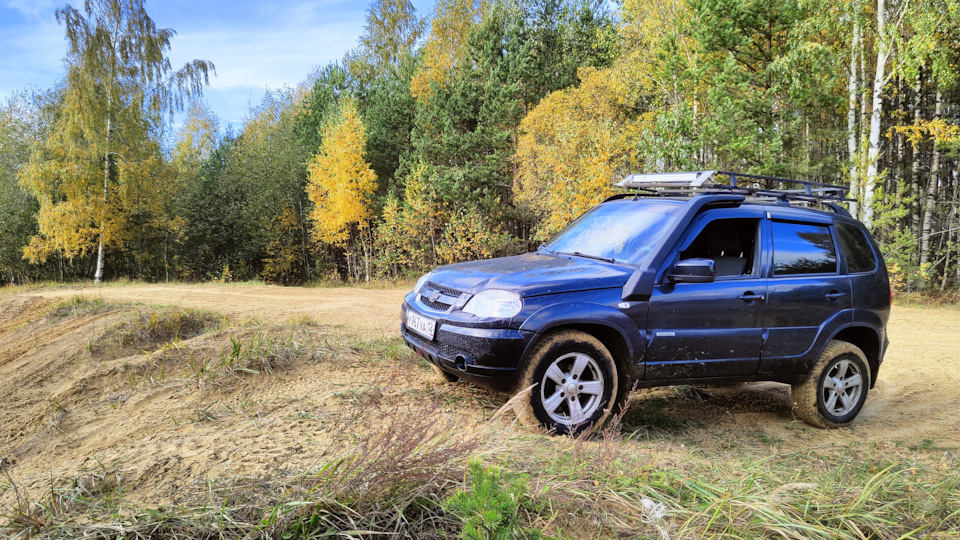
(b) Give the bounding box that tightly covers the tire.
[519,330,625,435]
[431,363,460,383]
[791,340,871,428]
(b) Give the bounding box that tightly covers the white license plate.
[406,311,436,340]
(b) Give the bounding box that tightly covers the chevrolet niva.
[401,171,890,434]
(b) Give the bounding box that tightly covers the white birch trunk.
[911,74,922,238]
[864,0,897,228]
[920,89,942,267]
[94,81,111,284]
[847,17,861,219]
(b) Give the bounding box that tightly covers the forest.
[1,0,958,292]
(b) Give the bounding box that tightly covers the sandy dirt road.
[22,283,408,336]
[1,284,958,509]
[13,283,960,448]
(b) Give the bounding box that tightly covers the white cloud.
[168,23,362,91]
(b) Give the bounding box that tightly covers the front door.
[643,215,766,380]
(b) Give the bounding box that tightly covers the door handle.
[826,291,847,301]
[739,292,764,302]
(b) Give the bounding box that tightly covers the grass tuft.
[116,308,219,348]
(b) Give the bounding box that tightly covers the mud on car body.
[401,171,891,434]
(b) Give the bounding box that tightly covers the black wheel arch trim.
[825,322,884,388]
[518,302,644,379]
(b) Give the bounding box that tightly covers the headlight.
[462,290,522,318]
[413,272,433,295]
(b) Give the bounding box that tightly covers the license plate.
[406,311,436,340]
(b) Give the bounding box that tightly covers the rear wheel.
[791,340,870,428]
[520,330,625,435]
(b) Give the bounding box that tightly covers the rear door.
[759,216,852,376]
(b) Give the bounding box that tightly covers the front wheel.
[791,340,871,428]
[519,330,625,435]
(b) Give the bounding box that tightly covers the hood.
[429,252,633,297]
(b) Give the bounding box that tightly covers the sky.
[0,0,435,131]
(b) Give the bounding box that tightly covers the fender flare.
[519,302,644,370]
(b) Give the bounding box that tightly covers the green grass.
[4,436,957,539]
[47,295,118,317]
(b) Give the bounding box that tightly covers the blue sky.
[0,0,435,130]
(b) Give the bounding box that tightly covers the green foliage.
[444,461,540,540]
[18,0,212,282]
[178,90,314,282]
[360,57,418,194]
[294,63,354,155]
[515,0,621,103]
[0,92,48,284]
[683,0,844,176]
[348,0,424,82]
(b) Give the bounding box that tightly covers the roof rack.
[615,171,852,213]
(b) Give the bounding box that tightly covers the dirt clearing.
[1,284,958,537]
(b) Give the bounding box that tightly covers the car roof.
[601,193,857,225]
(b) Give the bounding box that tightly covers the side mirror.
[668,258,716,284]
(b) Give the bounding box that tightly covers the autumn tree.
[348,0,423,83]
[410,0,484,101]
[515,67,637,240]
[307,99,378,281]
[19,0,213,283]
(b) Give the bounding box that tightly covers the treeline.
[1,0,959,291]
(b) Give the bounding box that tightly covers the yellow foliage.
[409,0,484,101]
[617,0,698,105]
[19,66,171,265]
[515,67,640,240]
[306,99,377,247]
[263,205,305,284]
[894,118,960,149]
[375,162,446,269]
[435,207,510,265]
[172,101,218,176]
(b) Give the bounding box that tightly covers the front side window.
[772,221,837,275]
[679,218,759,277]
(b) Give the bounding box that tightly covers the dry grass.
[2,302,959,539]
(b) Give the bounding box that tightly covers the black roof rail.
[613,171,852,211]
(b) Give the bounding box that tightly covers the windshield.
[543,201,682,264]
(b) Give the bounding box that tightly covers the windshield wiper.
[538,245,556,255]
[556,251,617,264]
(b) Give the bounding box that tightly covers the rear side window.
[772,221,837,275]
[836,222,877,273]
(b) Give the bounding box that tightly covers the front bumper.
[401,300,534,392]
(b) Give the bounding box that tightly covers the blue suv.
[401,172,890,434]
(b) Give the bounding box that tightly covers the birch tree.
[19,0,213,283]
[847,2,862,219]
[862,0,908,227]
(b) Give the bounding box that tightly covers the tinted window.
[772,222,837,275]
[836,222,877,273]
